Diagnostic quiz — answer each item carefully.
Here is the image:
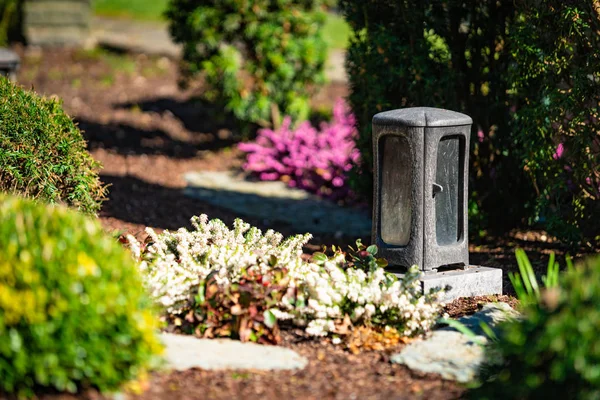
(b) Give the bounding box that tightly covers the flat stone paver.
[160,333,308,371]
[391,330,486,383]
[184,171,372,236]
[391,303,517,383]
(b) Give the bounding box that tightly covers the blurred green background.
[93,0,350,49]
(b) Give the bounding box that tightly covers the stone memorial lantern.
[0,48,20,80]
[372,107,502,300]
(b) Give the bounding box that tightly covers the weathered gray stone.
[391,330,486,383]
[160,333,308,371]
[391,302,516,382]
[443,302,518,336]
[372,108,472,273]
[417,266,503,302]
[184,171,372,236]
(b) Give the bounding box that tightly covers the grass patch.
[322,13,350,50]
[94,0,169,21]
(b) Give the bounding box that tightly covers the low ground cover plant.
[238,100,360,202]
[0,77,106,214]
[128,215,444,343]
[0,195,162,397]
[470,250,600,399]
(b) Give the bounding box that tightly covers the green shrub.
[0,195,163,397]
[339,0,531,233]
[471,253,600,399]
[0,77,106,214]
[165,0,329,127]
[509,2,600,245]
[341,0,599,245]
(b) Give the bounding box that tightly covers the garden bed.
[9,46,593,400]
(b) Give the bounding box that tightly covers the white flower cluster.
[278,252,444,336]
[128,215,310,314]
[128,215,444,337]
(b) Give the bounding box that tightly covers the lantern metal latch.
[432,183,443,197]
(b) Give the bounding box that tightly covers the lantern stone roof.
[372,107,472,127]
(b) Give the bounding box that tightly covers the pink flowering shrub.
[238,100,360,202]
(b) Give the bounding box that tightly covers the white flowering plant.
[128,215,445,343]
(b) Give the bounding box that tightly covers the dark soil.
[8,45,595,400]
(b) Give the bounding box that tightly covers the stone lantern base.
[394,266,503,302]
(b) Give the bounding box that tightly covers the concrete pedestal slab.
[394,266,502,302]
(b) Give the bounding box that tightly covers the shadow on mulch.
[99,173,370,254]
[78,118,239,158]
[100,173,299,235]
[79,120,197,158]
[114,96,258,138]
[115,97,211,131]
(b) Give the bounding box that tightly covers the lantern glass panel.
[380,135,412,246]
[435,136,463,245]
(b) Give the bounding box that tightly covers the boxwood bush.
[0,77,106,214]
[166,0,329,127]
[472,254,600,399]
[0,195,163,397]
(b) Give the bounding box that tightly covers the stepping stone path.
[160,333,308,371]
[391,303,518,383]
[184,171,372,237]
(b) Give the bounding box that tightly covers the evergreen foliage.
[340,0,599,244]
[166,0,329,127]
[0,77,106,214]
[472,254,600,399]
[0,195,162,397]
[509,1,600,245]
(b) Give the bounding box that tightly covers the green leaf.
[312,252,328,264]
[263,309,277,329]
[366,245,378,255]
[196,285,206,305]
[437,319,487,346]
[566,253,574,272]
[249,331,258,342]
[515,248,540,302]
[268,254,278,267]
[479,321,498,342]
[376,258,388,268]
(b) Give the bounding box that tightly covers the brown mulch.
[134,333,464,400]
[443,295,519,319]
[9,45,595,400]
